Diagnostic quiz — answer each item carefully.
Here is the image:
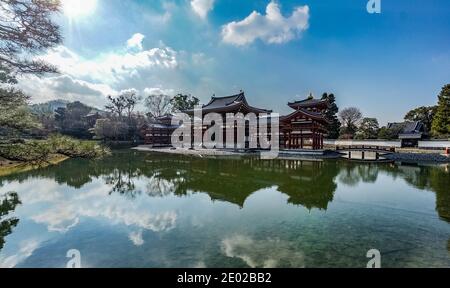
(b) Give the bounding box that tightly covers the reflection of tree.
[0,192,21,251]
[3,150,449,218]
[146,175,175,198]
[338,162,380,186]
[381,164,450,223]
[104,168,141,199]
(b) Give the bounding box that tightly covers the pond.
[0,150,449,268]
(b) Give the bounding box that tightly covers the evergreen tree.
[321,93,341,139]
[355,118,379,139]
[431,84,450,137]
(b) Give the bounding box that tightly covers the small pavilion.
[280,95,330,150]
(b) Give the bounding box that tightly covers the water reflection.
[0,152,448,219]
[0,151,449,267]
[0,192,21,251]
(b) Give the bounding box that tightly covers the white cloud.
[127,33,145,51]
[17,34,184,106]
[191,0,214,19]
[221,1,309,46]
[37,44,178,85]
[0,239,41,268]
[19,74,118,107]
[221,235,305,268]
[16,31,215,106]
[143,87,175,96]
[129,230,145,246]
[32,197,178,233]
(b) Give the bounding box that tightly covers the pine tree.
[431,84,450,137]
[321,93,341,139]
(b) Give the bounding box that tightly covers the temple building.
[386,121,427,147]
[142,115,180,147]
[280,95,330,150]
[142,92,330,151]
[184,91,272,149]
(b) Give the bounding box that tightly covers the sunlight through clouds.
[62,0,98,19]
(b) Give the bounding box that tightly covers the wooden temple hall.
[143,92,330,150]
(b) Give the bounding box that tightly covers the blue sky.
[19,0,450,124]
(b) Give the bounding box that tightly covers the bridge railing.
[324,140,401,149]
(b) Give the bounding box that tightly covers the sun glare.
[62,0,98,18]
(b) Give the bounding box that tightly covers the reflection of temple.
[4,153,449,223]
[1,152,339,211]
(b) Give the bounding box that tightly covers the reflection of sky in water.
[0,152,449,268]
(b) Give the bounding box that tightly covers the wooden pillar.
[288,132,291,149]
[300,131,304,149]
[312,130,317,150]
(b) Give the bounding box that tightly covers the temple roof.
[184,92,272,114]
[387,121,425,139]
[288,98,330,110]
[281,108,330,124]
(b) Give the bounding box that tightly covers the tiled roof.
[184,92,271,114]
[288,98,329,109]
[387,121,423,134]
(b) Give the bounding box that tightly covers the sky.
[18,0,450,125]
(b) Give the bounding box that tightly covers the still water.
[0,150,449,268]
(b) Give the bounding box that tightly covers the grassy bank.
[0,154,69,177]
[0,135,111,176]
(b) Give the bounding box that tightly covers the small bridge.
[335,145,396,153]
[324,140,400,161]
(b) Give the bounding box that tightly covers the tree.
[0,0,61,138]
[122,90,140,120]
[171,94,200,112]
[105,91,141,120]
[105,95,126,119]
[0,0,62,77]
[321,93,341,139]
[431,84,450,137]
[93,118,129,141]
[339,107,362,138]
[0,87,39,134]
[404,106,437,132]
[355,118,379,139]
[145,94,173,119]
[54,101,93,139]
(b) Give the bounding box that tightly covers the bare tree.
[0,0,62,76]
[339,107,362,136]
[105,95,126,119]
[122,90,140,120]
[144,94,173,119]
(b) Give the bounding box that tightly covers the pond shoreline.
[133,145,450,163]
[0,154,69,177]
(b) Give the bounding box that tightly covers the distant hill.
[30,100,105,116]
[30,99,70,115]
